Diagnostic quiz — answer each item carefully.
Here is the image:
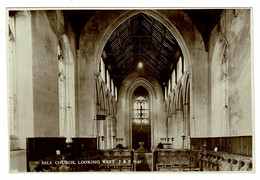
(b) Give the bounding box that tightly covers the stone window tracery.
[133,96,150,125]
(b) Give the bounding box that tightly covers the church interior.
[8,9,253,172]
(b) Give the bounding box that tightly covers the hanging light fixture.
[138,62,143,69]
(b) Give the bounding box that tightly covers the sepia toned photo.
[7,8,253,173]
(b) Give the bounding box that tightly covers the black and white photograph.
[4,3,256,175]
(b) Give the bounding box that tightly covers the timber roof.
[104,13,182,86]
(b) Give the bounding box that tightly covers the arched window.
[133,96,150,125]
[100,57,106,82]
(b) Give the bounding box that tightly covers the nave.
[8,9,253,172]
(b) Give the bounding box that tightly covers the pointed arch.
[106,92,110,115]
[95,78,101,113]
[168,98,172,117]
[176,83,183,110]
[100,81,107,112]
[110,98,114,117]
[112,98,117,118]
[184,74,191,104]
[125,78,157,148]
[171,90,176,114]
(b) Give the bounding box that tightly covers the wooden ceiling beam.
[104,12,182,86]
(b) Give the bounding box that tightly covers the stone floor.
[134,152,153,171]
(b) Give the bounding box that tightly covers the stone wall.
[31,11,61,137]
[208,9,252,137]
[11,10,78,149]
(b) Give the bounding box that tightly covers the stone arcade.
[8,9,253,172]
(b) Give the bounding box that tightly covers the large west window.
[132,87,151,151]
[133,96,150,125]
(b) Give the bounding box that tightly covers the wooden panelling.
[26,137,97,171]
[190,136,252,156]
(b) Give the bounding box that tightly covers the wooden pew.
[153,149,200,172]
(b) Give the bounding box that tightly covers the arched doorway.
[132,86,151,151]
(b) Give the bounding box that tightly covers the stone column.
[96,120,102,149]
[168,115,175,148]
[172,112,178,149]
[99,120,104,149]
[103,118,107,149]
[15,11,34,149]
[176,109,183,149]
[184,102,191,149]
[112,117,117,149]
[183,103,190,149]
[107,116,112,149]
[166,116,169,143]
[167,115,173,142]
